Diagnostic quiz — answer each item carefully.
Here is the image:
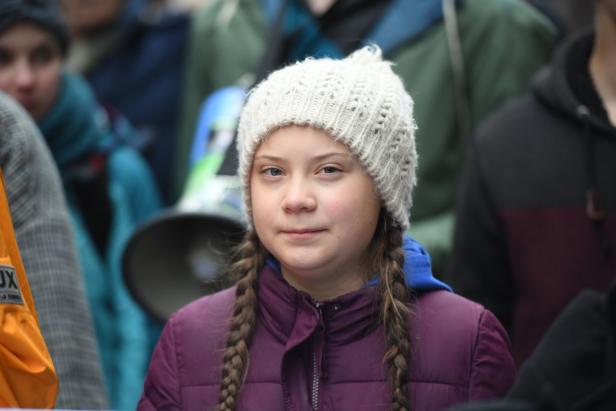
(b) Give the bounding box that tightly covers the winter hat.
[238,45,417,231]
[0,0,70,55]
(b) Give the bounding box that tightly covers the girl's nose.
[281,177,317,213]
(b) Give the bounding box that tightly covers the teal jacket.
[174,0,557,274]
[38,72,162,411]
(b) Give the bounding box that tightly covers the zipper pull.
[312,299,323,316]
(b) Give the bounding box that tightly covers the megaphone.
[122,86,247,323]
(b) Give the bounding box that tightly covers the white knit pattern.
[238,46,417,231]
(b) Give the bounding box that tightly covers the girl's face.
[0,23,63,121]
[250,125,381,300]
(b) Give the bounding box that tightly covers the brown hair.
[216,213,412,410]
[217,230,266,411]
[372,213,413,411]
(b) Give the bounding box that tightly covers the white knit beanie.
[237,45,417,231]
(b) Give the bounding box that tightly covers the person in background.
[0,1,163,410]
[527,0,595,37]
[139,46,515,411]
[448,0,615,365]
[0,97,58,409]
[0,91,107,409]
[447,279,616,411]
[172,0,558,275]
[61,0,190,204]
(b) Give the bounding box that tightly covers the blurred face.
[0,23,63,120]
[250,126,382,300]
[61,0,124,35]
[598,0,616,14]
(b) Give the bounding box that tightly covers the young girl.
[139,46,515,411]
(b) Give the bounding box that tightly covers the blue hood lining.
[265,235,452,292]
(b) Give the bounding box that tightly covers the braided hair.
[217,230,266,411]
[370,213,413,411]
[216,213,412,410]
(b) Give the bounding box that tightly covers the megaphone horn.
[122,86,247,323]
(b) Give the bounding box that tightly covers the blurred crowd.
[0,0,613,410]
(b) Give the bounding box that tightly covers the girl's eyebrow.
[253,154,286,163]
[312,152,352,161]
[253,152,351,162]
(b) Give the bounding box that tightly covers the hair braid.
[217,231,266,411]
[377,215,412,411]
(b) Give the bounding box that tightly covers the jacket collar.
[257,235,450,346]
[38,72,106,171]
[261,0,453,57]
[257,264,380,349]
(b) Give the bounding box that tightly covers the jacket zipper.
[311,301,323,411]
[311,351,319,411]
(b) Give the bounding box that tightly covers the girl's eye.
[263,167,283,177]
[320,166,341,174]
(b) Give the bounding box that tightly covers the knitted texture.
[238,46,417,231]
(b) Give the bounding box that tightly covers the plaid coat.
[0,92,108,409]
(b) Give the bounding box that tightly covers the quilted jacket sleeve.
[469,308,516,400]
[138,315,181,410]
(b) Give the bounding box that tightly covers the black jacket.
[447,279,616,411]
[448,31,616,364]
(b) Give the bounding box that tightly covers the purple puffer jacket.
[139,266,515,411]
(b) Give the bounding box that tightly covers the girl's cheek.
[325,202,352,221]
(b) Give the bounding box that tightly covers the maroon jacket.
[139,266,515,410]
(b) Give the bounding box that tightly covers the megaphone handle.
[217,133,240,176]
[183,153,223,195]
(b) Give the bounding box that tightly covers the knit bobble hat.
[0,0,70,55]
[238,45,418,231]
